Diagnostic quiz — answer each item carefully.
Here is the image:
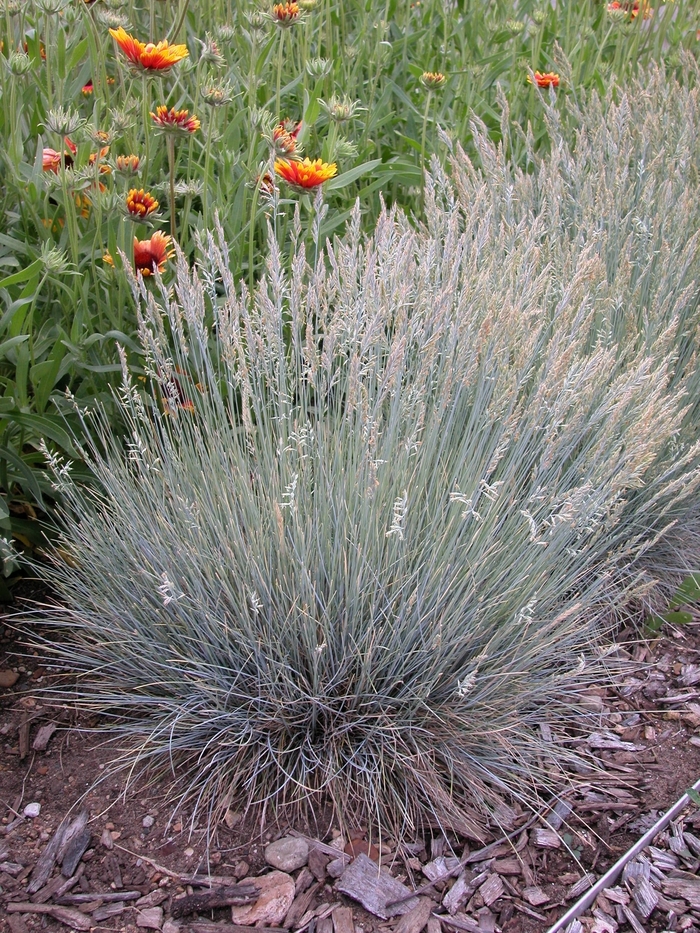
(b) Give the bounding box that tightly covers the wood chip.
[7,903,91,930]
[56,890,141,905]
[426,917,441,933]
[190,925,287,933]
[171,883,260,918]
[393,898,433,933]
[490,857,521,875]
[137,906,164,929]
[61,828,91,877]
[661,868,700,908]
[27,814,72,894]
[567,874,596,899]
[308,848,330,882]
[93,901,127,921]
[442,871,477,914]
[106,851,123,888]
[602,886,629,906]
[434,913,482,933]
[632,877,658,919]
[31,723,57,752]
[422,857,462,882]
[544,800,572,831]
[18,717,30,760]
[336,853,420,919]
[531,828,560,849]
[7,916,29,933]
[521,885,550,906]
[331,906,355,933]
[621,905,647,933]
[283,881,322,928]
[135,889,170,909]
[478,874,504,907]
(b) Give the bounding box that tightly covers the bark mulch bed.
[2,583,700,933]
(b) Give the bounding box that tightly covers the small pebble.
[23,803,41,818]
[143,815,155,828]
[184,847,194,858]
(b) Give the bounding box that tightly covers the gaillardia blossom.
[274,157,337,191]
[150,106,200,136]
[528,71,560,88]
[420,71,446,90]
[133,232,174,276]
[271,2,301,26]
[115,154,141,174]
[104,232,174,276]
[125,188,159,220]
[109,27,188,73]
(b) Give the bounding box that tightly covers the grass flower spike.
[528,70,561,88]
[274,157,337,190]
[150,106,200,136]
[109,27,188,73]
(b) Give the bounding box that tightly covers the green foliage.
[645,573,700,633]
[0,0,699,548]
[32,64,700,833]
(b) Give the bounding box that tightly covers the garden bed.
[2,590,700,933]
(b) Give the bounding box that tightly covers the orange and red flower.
[108,27,189,73]
[272,122,299,156]
[115,154,141,174]
[271,2,300,25]
[607,0,653,19]
[274,157,337,190]
[82,81,94,96]
[133,232,174,276]
[150,106,200,135]
[125,188,159,219]
[528,71,560,88]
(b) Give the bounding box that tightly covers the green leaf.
[31,339,67,414]
[0,445,46,508]
[686,788,700,807]
[668,573,700,609]
[663,610,694,626]
[0,260,43,290]
[68,37,88,73]
[5,412,79,457]
[325,159,382,191]
[645,614,665,634]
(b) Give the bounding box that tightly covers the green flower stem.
[420,90,432,176]
[168,135,177,241]
[142,77,151,179]
[60,162,80,268]
[276,28,285,118]
[591,22,615,80]
[44,12,53,111]
[248,176,262,294]
[202,113,215,234]
[168,0,191,43]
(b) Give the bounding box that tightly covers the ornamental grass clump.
[36,63,700,837]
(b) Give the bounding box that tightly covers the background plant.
[0,0,699,562]
[31,60,700,835]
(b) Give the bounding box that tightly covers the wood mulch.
[2,585,700,933]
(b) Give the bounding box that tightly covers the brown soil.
[2,576,700,933]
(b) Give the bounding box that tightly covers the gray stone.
[23,803,41,818]
[265,836,309,872]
